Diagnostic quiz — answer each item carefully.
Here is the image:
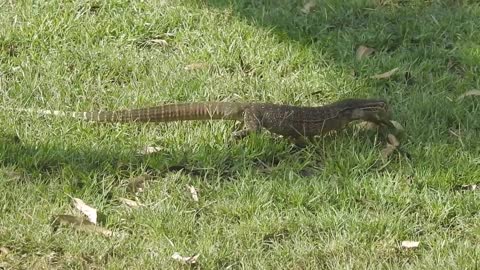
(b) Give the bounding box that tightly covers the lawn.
[1,0,479,269]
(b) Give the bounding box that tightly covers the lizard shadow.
[0,130,279,185]
[0,132,156,194]
[159,125,393,181]
[3,121,463,204]
[0,124,386,185]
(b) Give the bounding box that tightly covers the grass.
[0,0,479,268]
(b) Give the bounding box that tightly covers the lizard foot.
[289,136,308,148]
[231,129,252,140]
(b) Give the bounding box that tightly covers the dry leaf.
[148,39,168,47]
[458,184,478,191]
[381,143,397,161]
[119,198,144,208]
[52,215,113,237]
[171,252,199,264]
[301,1,316,14]
[184,63,207,71]
[370,68,399,79]
[457,89,480,100]
[356,45,375,60]
[0,246,10,255]
[186,185,199,202]
[401,240,420,249]
[72,198,97,224]
[138,146,162,155]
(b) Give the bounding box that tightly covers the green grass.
[1,0,479,269]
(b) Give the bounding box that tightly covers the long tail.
[6,102,248,123]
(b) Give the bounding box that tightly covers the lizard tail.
[5,102,247,123]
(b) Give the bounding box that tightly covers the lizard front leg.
[358,110,394,129]
[231,108,262,139]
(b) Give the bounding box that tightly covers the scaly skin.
[14,98,393,140]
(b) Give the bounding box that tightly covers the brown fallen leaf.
[356,45,375,60]
[72,198,97,224]
[186,185,199,202]
[301,1,316,14]
[171,252,199,264]
[184,63,208,71]
[457,89,480,100]
[370,68,399,79]
[51,215,113,237]
[119,197,144,208]
[401,240,420,249]
[148,39,168,47]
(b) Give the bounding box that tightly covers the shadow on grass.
[0,132,140,182]
[0,128,343,186]
[0,131,296,184]
[0,124,398,183]
[198,0,480,147]
[200,0,479,78]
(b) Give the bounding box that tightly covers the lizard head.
[338,99,393,127]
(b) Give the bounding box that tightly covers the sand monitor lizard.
[13,98,394,141]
